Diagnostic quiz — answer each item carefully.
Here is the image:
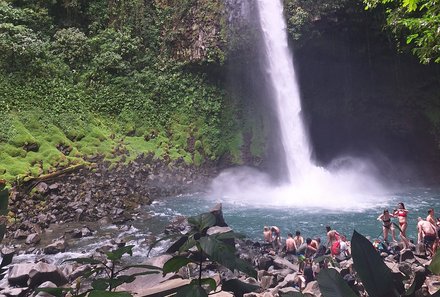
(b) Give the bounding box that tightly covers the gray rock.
[398,262,412,276]
[273,256,297,270]
[258,257,273,271]
[210,203,228,227]
[8,263,34,287]
[260,275,276,290]
[34,281,57,297]
[2,287,27,297]
[400,249,414,262]
[13,230,28,240]
[43,240,66,254]
[69,265,91,281]
[25,233,40,245]
[34,183,48,195]
[303,280,321,297]
[28,262,68,288]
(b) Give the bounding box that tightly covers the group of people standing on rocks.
[262,225,351,264]
[262,202,440,270]
[378,202,440,257]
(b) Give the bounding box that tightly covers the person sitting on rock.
[285,233,297,255]
[334,234,350,262]
[314,237,327,258]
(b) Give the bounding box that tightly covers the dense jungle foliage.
[0,0,439,184]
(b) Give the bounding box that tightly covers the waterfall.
[256,0,312,182]
[210,0,386,210]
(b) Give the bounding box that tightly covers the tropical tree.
[364,0,440,64]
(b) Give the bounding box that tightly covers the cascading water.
[210,0,388,210]
[256,0,312,182]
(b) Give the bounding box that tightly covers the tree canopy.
[364,0,440,64]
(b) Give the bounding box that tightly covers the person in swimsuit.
[394,202,409,238]
[271,226,281,250]
[293,231,304,251]
[263,226,272,245]
[417,217,438,257]
[326,225,340,248]
[427,209,436,225]
[285,233,297,254]
[377,209,396,242]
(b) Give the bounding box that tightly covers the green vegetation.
[363,0,440,64]
[160,212,258,296]
[0,0,263,184]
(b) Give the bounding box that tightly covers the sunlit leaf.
[175,284,208,297]
[222,279,260,296]
[163,256,194,275]
[88,290,132,297]
[167,236,189,254]
[117,264,162,273]
[351,230,399,297]
[106,245,134,261]
[178,236,197,253]
[317,268,357,297]
[92,279,109,291]
[63,257,102,265]
[190,278,217,291]
[188,212,216,232]
[35,287,73,297]
[429,250,440,275]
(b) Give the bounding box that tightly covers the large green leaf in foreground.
[351,230,399,297]
[429,249,440,275]
[317,268,357,297]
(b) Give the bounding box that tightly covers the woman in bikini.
[394,203,410,248]
[377,209,396,242]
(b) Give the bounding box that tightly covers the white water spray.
[210,0,387,211]
[256,0,312,181]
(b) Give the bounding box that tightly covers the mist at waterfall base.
[209,155,388,211]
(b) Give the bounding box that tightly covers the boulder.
[25,233,41,245]
[258,257,274,271]
[34,281,57,297]
[34,183,48,195]
[303,280,321,297]
[13,230,28,240]
[273,256,298,270]
[28,262,68,288]
[260,275,276,290]
[400,249,414,262]
[278,287,300,295]
[8,263,34,287]
[69,265,91,282]
[210,203,228,227]
[2,287,28,297]
[43,240,66,254]
[398,262,412,277]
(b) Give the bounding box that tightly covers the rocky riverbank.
[5,154,217,244]
[2,204,440,297]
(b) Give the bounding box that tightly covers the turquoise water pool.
[149,186,440,244]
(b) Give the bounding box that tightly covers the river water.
[150,186,440,244]
[10,185,440,265]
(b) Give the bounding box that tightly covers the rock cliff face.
[157,0,227,63]
[296,22,440,182]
